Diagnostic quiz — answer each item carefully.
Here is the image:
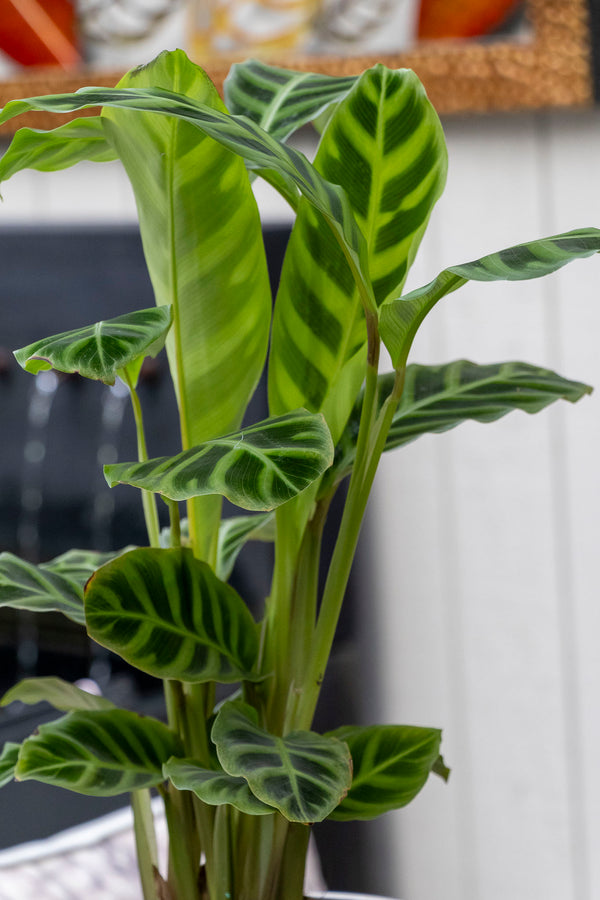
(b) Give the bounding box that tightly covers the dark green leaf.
[104,410,334,511]
[85,548,259,683]
[380,228,600,369]
[16,709,181,796]
[268,65,447,443]
[331,360,593,484]
[0,742,20,789]
[216,512,275,581]
[212,701,352,824]
[0,117,116,182]
[14,306,172,386]
[326,723,443,821]
[1,677,114,712]
[224,59,356,141]
[164,757,273,815]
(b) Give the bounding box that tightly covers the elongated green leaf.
[0,54,374,320]
[331,360,593,484]
[224,59,356,141]
[0,552,85,623]
[216,512,275,581]
[14,306,172,386]
[212,701,352,824]
[0,742,20,789]
[326,724,443,821]
[103,50,273,558]
[85,548,259,683]
[380,228,600,370]
[16,709,181,796]
[268,65,447,443]
[104,410,334,511]
[164,757,273,815]
[1,677,115,712]
[0,547,131,624]
[0,117,116,182]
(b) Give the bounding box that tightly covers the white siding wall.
[369,110,600,900]
[1,106,599,900]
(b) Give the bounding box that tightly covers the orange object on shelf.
[418,0,522,39]
[0,0,80,68]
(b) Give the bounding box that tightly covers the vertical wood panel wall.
[369,110,600,900]
[0,108,599,900]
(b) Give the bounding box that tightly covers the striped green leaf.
[0,53,374,323]
[224,59,356,141]
[0,742,20,789]
[14,306,172,387]
[380,228,600,370]
[0,547,130,624]
[0,552,86,624]
[104,410,334,511]
[164,757,273,815]
[1,677,115,712]
[16,709,181,796]
[326,724,443,821]
[331,360,593,484]
[212,700,352,824]
[268,65,447,443]
[85,548,259,683]
[0,117,116,181]
[216,512,275,581]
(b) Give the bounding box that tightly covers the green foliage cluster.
[0,50,597,900]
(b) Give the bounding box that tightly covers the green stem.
[163,786,201,900]
[131,789,160,900]
[168,498,182,548]
[122,371,161,549]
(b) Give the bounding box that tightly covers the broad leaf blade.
[0,742,20,789]
[16,709,181,796]
[216,512,275,581]
[332,360,593,483]
[0,552,86,623]
[268,65,447,443]
[212,701,352,824]
[224,59,356,141]
[14,306,172,385]
[0,117,116,182]
[104,411,334,511]
[380,228,600,369]
[1,677,115,712]
[85,548,259,683]
[326,724,443,821]
[0,547,131,624]
[165,757,273,815]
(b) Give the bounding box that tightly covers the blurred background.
[0,3,599,900]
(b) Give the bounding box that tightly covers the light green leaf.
[104,410,334,511]
[14,306,172,386]
[1,677,115,712]
[0,547,131,625]
[16,709,181,796]
[212,701,352,824]
[164,757,273,815]
[0,53,374,323]
[326,724,443,821]
[380,228,600,370]
[0,742,20,789]
[0,117,117,182]
[216,512,275,581]
[85,548,259,683]
[330,360,593,484]
[224,59,356,142]
[268,65,447,444]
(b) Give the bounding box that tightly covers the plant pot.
[0,802,398,900]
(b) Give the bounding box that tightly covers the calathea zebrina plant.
[0,50,597,900]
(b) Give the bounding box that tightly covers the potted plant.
[0,49,597,900]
